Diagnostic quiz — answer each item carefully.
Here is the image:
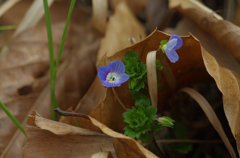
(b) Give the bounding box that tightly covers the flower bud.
[157,116,175,128]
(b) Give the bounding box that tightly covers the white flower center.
[106,73,119,83]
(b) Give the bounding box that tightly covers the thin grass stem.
[54,0,76,80]
[0,101,27,137]
[111,87,127,110]
[0,25,17,30]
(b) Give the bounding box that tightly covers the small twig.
[152,136,166,158]
[142,139,236,146]
[54,108,89,120]
[112,87,127,110]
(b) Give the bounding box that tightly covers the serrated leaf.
[152,120,163,135]
[125,50,138,60]
[135,98,151,108]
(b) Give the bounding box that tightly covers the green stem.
[53,0,76,80]
[43,0,56,120]
[112,87,127,110]
[0,101,27,137]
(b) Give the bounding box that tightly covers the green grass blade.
[54,0,76,80]
[0,25,17,30]
[43,0,58,120]
[0,101,27,137]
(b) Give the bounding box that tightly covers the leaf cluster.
[123,98,162,142]
[122,51,147,92]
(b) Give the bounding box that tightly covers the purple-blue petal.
[166,38,178,53]
[169,34,183,50]
[109,60,125,74]
[166,50,179,63]
[98,65,111,82]
[118,73,130,84]
[102,81,121,87]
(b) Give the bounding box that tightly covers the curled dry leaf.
[146,51,158,108]
[92,0,108,34]
[169,0,240,61]
[179,87,236,158]
[23,111,158,158]
[201,46,240,156]
[22,111,116,158]
[164,17,240,75]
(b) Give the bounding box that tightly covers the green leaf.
[0,101,27,137]
[124,50,139,60]
[135,98,151,108]
[123,104,157,139]
[131,91,149,100]
[152,120,163,135]
[160,39,168,45]
[123,51,147,92]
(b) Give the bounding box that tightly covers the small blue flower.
[98,60,130,87]
[161,34,183,63]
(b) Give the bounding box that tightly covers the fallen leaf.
[110,0,149,14]
[0,5,101,157]
[169,0,240,61]
[92,0,108,34]
[22,111,116,158]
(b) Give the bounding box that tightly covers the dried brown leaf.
[169,0,240,61]
[146,51,158,108]
[92,0,108,34]
[22,111,115,158]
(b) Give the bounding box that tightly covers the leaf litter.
[0,0,240,157]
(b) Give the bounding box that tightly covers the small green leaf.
[160,39,168,45]
[135,98,151,108]
[152,120,163,135]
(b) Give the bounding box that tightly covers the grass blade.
[43,0,57,120]
[0,101,27,137]
[54,0,76,80]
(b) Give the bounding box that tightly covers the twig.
[152,136,166,158]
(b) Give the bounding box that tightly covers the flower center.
[106,73,119,83]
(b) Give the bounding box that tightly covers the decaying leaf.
[23,111,159,158]
[169,0,240,61]
[0,4,101,157]
[22,111,116,158]
[0,23,73,157]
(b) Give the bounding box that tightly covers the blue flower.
[98,60,130,87]
[161,34,183,63]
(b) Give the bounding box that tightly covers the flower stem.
[111,87,127,110]
[152,136,166,158]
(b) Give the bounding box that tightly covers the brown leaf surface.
[110,0,149,14]
[22,111,115,158]
[23,111,157,158]
[169,0,240,61]
[0,22,73,157]
[75,2,146,132]
[0,4,101,157]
